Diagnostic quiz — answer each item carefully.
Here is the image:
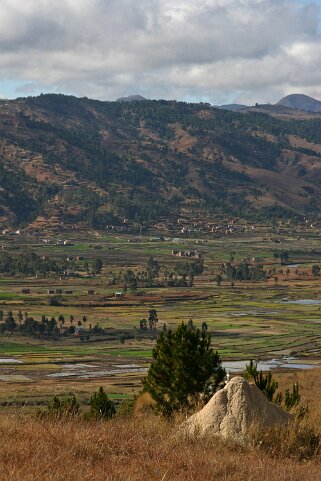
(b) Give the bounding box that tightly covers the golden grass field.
[0,369,320,481]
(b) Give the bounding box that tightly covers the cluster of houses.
[106,223,128,232]
[171,249,202,259]
[21,288,96,295]
[2,229,21,235]
[154,216,248,237]
[20,288,126,299]
[40,238,74,246]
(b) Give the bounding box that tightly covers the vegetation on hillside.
[0,94,320,227]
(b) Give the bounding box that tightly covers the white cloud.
[0,0,320,103]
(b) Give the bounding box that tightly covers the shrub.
[117,396,137,417]
[86,386,116,420]
[39,394,79,418]
[244,360,302,412]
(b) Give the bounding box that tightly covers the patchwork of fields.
[1,226,321,407]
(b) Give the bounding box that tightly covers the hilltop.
[116,94,147,102]
[277,94,321,113]
[0,94,321,230]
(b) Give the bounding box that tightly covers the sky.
[1,0,321,105]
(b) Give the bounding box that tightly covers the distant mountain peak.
[277,94,321,113]
[116,94,147,102]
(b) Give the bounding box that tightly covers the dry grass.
[3,369,321,480]
[275,369,321,426]
[1,412,321,481]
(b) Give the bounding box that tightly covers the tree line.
[111,256,204,293]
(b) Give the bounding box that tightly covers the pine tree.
[143,322,225,415]
[88,386,116,420]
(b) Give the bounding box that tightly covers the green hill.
[0,94,321,229]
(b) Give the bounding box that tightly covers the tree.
[215,274,222,286]
[87,386,116,420]
[148,309,158,330]
[93,259,103,274]
[280,251,289,265]
[5,311,16,332]
[201,321,208,332]
[143,322,225,415]
[146,256,160,285]
[123,269,137,293]
[245,360,280,403]
[312,265,320,277]
[139,318,147,330]
[17,310,23,325]
[187,318,195,330]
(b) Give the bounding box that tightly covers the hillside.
[2,367,321,481]
[277,94,321,113]
[1,94,321,230]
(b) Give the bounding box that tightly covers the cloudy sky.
[0,0,321,105]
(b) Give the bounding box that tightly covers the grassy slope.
[1,381,321,481]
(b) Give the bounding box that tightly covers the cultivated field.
[1,224,321,407]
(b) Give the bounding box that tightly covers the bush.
[39,394,79,419]
[117,396,137,417]
[244,360,303,413]
[86,386,116,420]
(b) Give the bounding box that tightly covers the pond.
[47,363,148,379]
[0,358,23,364]
[280,299,321,305]
[222,358,319,373]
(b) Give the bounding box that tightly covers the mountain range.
[0,93,321,230]
[117,93,321,115]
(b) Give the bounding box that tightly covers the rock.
[182,376,291,443]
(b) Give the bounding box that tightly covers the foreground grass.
[1,413,321,481]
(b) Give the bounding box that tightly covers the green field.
[0,226,321,406]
